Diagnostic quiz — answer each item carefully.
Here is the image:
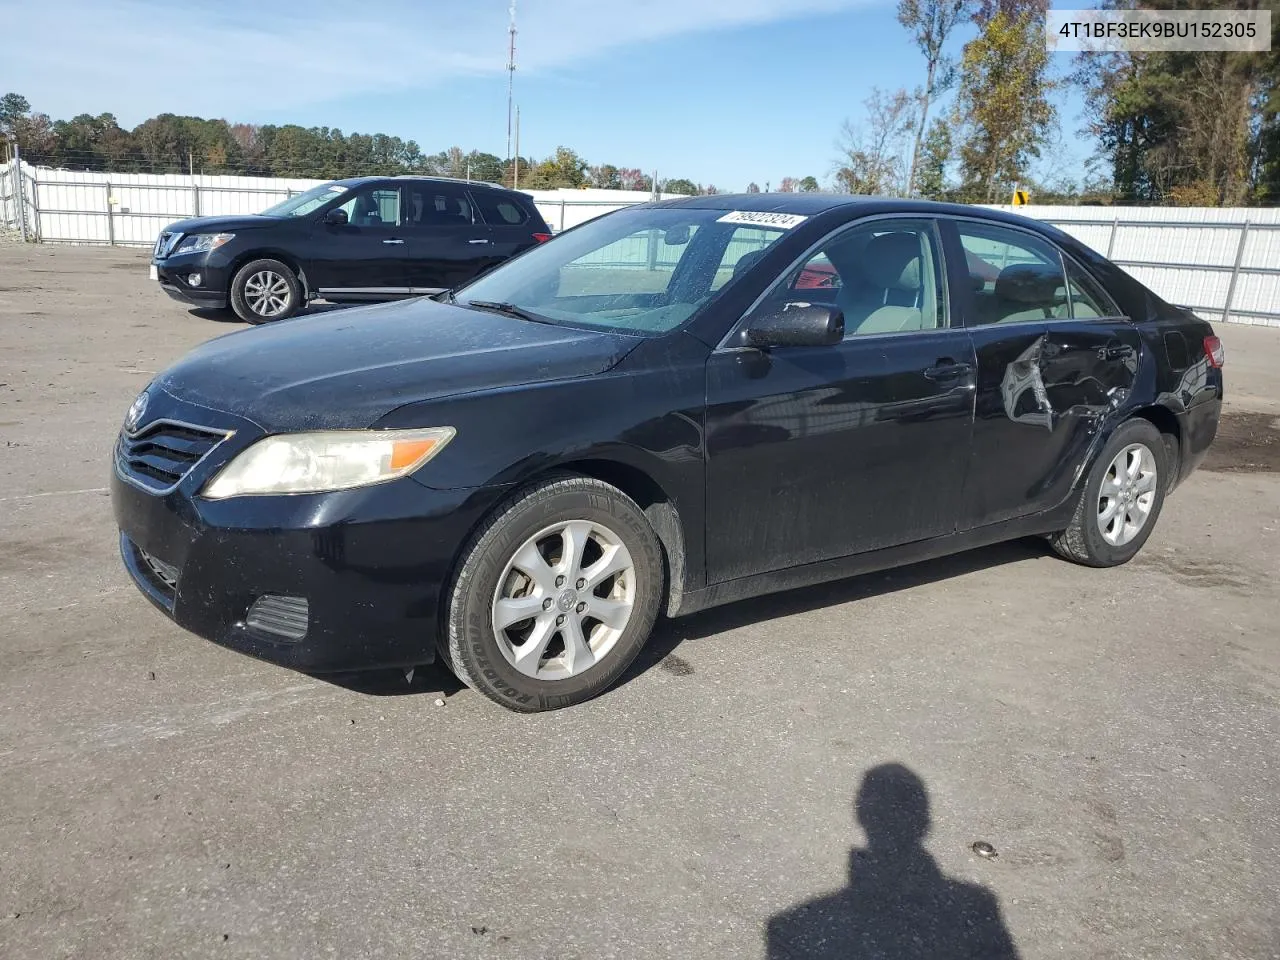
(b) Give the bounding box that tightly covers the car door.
[944,218,1141,530]
[308,184,410,294]
[704,217,977,583]
[400,182,494,292]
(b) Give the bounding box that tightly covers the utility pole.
[506,0,517,171]
[513,106,520,190]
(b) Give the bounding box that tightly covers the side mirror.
[323,208,349,226]
[743,303,844,348]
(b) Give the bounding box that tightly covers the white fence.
[3,160,1278,327]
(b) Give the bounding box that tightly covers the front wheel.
[1051,418,1168,567]
[230,258,301,324]
[443,476,664,712]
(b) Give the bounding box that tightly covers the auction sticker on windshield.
[717,211,808,229]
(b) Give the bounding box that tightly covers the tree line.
[836,0,1280,205]
[0,94,718,196]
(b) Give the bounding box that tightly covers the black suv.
[149,176,552,323]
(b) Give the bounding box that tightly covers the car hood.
[160,214,281,236]
[153,298,641,431]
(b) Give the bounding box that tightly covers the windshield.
[259,183,349,218]
[454,206,797,335]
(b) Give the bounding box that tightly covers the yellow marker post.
[1012,190,1030,206]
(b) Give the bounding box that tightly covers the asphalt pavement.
[1,244,1277,959]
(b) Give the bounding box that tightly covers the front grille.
[116,420,229,493]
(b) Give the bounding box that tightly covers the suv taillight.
[1204,335,1224,368]
[532,232,552,243]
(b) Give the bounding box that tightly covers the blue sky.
[5,0,1090,191]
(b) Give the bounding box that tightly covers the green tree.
[897,0,972,195]
[663,177,699,195]
[798,176,821,192]
[956,6,1055,202]
[915,118,953,199]
[588,164,621,188]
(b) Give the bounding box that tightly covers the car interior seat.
[832,232,931,335]
[989,263,1069,323]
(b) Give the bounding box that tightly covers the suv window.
[336,186,401,228]
[753,219,946,337]
[403,184,474,228]
[473,192,529,226]
[956,222,1067,325]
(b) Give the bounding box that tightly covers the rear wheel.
[443,476,663,712]
[230,258,301,324]
[1051,418,1168,567]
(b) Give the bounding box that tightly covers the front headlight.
[173,232,235,255]
[202,427,456,499]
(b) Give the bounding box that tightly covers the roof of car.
[333,175,511,191]
[652,192,1052,231]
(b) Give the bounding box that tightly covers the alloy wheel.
[491,520,636,681]
[243,270,291,318]
[1097,442,1158,546]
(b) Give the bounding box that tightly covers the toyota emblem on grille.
[124,390,150,433]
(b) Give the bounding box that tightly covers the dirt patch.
[1135,553,1256,593]
[1202,412,1280,474]
[660,654,694,676]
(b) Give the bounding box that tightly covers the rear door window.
[402,184,475,229]
[955,222,1067,325]
[1063,257,1122,318]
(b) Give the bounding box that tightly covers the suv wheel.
[230,258,301,324]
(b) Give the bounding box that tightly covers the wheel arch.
[445,455,691,622]
[551,458,688,619]
[225,249,309,298]
[1128,403,1182,491]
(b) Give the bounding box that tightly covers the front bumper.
[152,253,231,309]
[111,392,506,673]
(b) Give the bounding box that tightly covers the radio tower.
[506,0,517,174]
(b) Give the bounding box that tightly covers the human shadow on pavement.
[767,763,1020,960]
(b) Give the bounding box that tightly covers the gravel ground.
[1,244,1278,959]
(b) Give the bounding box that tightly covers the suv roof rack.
[391,175,505,188]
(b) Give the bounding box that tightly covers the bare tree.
[897,0,972,196]
[835,88,917,195]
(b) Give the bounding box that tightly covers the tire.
[229,258,302,324]
[443,475,664,712]
[1051,418,1168,567]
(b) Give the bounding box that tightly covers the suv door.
[704,217,977,582]
[309,184,410,295]
[470,189,548,277]
[400,182,493,292]
[943,218,1141,530]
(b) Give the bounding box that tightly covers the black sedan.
[112,195,1223,711]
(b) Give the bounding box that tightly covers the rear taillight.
[1203,335,1224,368]
[532,232,552,243]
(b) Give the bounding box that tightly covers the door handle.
[382,238,405,245]
[923,360,974,381]
[1100,344,1135,361]
[468,239,490,245]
